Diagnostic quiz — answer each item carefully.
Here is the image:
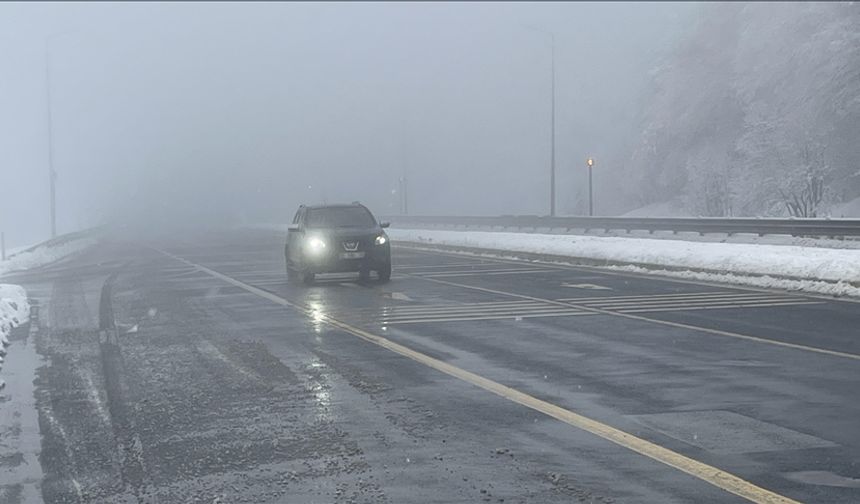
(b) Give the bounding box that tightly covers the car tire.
[377,262,392,283]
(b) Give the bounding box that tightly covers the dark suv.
[285,203,391,284]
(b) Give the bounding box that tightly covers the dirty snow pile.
[389,229,860,297]
[0,284,29,388]
[0,237,95,276]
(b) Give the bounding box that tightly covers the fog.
[0,2,697,247]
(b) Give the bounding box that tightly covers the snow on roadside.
[0,284,28,345]
[0,235,92,387]
[0,284,29,390]
[605,265,860,298]
[389,228,860,296]
[0,237,95,277]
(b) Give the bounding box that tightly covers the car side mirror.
[380,222,390,229]
[287,224,300,232]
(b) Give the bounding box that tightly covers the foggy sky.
[0,2,697,247]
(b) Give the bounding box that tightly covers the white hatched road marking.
[358,290,823,325]
[394,262,498,271]
[419,268,557,278]
[385,311,592,325]
[557,291,785,302]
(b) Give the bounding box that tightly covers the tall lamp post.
[587,157,595,216]
[523,25,557,216]
[45,39,57,238]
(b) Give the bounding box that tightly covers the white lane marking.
[562,283,613,290]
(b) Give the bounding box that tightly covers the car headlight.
[305,236,327,253]
[375,234,388,246]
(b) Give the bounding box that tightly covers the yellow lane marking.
[412,274,860,362]
[158,249,801,504]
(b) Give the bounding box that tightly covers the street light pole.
[550,34,556,217]
[45,43,57,238]
[587,157,594,216]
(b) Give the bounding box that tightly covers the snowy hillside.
[621,2,860,218]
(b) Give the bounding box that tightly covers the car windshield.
[306,207,376,228]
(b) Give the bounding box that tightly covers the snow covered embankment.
[0,284,29,389]
[1,236,95,277]
[389,229,860,297]
[0,233,95,389]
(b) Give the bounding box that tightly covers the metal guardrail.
[384,215,860,238]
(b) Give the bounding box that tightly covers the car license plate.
[340,251,365,259]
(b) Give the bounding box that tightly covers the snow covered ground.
[389,228,860,297]
[0,284,28,347]
[0,284,29,389]
[0,236,95,277]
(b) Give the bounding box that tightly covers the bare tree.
[778,143,827,217]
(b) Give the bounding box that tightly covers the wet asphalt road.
[1,228,859,503]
